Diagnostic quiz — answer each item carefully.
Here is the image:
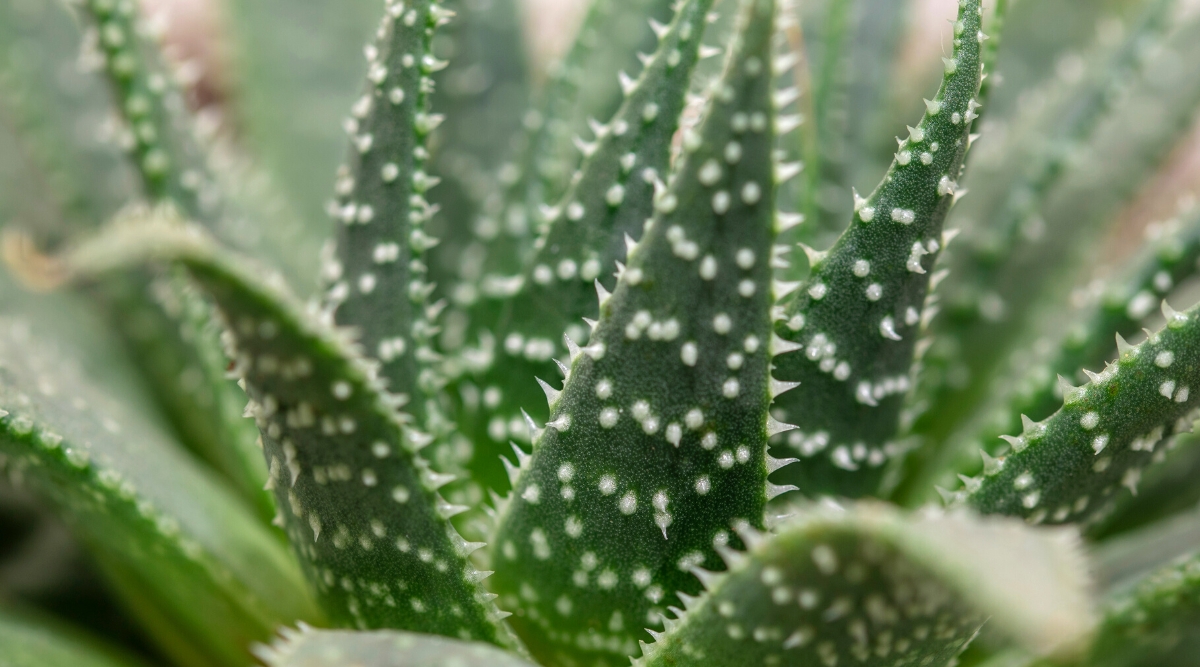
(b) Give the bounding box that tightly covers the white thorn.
[775,115,802,135]
[625,233,638,256]
[595,280,612,307]
[773,279,803,299]
[618,71,637,96]
[777,211,804,231]
[766,453,798,474]
[690,566,721,590]
[797,243,826,267]
[771,333,803,355]
[536,378,561,406]
[565,335,582,361]
[648,18,669,39]
[775,161,803,183]
[766,482,798,500]
[766,415,797,437]
[770,377,800,398]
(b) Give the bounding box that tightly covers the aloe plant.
[8,0,1200,666]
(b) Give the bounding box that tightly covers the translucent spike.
[915,337,934,359]
[775,161,803,182]
[646,629,665,643]
[618,70,637,95]
[547,415,570,431]
[929,268,951,290]
[583,317,599,331]
[587,117,609,138]
[941,228,961,247]
[422,469,456,489]
[595,279,612,307]
[437,499,470,519]
[766,415,797,436]
[980,449,1004,476]
[1082,369,1103,384]
[732,520,766,548]
[771,333,803,355]
[968,132,981,148]
[689,566,721,590]
[765,481,798,500]
[465,567,494,582]
[478,591,498,603]
[776,211,804,231]
[765,453,798,473]
[999,434,1027,454]
[625,233,638,255]
[769,377,800,398]
[1057,374,1086,405]
[677,591,702,611]
[773,52,798,75]
[952,187,969,206]
[637,51,653,66]
[1116,333,1134,356]
[773,279,803,299]
[536,378,561,406]
[501,455,520,485]
[957,474,982,494]
[935,486,960,505]
[797,243,826,267]
[852,188,868,212]
[511,441,531,469]
[664,609,683,629]
[565,335,582,361]
[773,87,800,108]
[521,409,542,441]
[1163,299,1188,328]
[407,429,435,450]
[648,18,669,39]
[573,136,598,158]
[700,45,723,60]
[1020,414,1045,439]
[553,358,570,378]
[493,610,513,620]
[716,543,746,569]
[775,115,802,134]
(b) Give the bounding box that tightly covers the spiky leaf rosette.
[68,216,521,649]
[256,626,538,667]
[961,300,1200,526]
[323,0,446,417]
[0,608,149,667]
[447,0,716,491]
[635,503,1092,667]
[769,0,984,497]
[0,316,317,667]
[490,0,786,663]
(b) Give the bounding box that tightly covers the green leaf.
[69,215,523,649]
[770,0,985,497]
[440,0,679,344]
[960,299,1200,527]
[444,0,718,494]
[910,205,1200,507]
[322,0,448,427]
[1089,550,1200,667]
[74,0,218,224]
[911,0,1198,447]
[0,607,149,667]
[634,503,1093,667]
[0,309,318,667]
[0,0,135,244]
[489,0,785,663]
[256,626,538,667]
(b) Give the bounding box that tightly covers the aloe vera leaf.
[635,503,1093,667]
[443,0,717,496]
[1088,549,1200,667]
[911,0,1191,445]
[74,0,222,224]
[796,0,916,250]
[220,0,379,264]
[440,0,677,343]
[69,216,523,648]
[322,0,450,430]
[0,0,135,245]
[769,0,984,498]
[1090,431,1200,539]
[0,607,150,667]
[957,300,1200,527]
[423,0,530,294]
[489,0,786,662]
[256,625,538,667]
[0,314,318,667]
[910,205,1200,504]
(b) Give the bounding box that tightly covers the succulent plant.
[7,0,1200,666]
